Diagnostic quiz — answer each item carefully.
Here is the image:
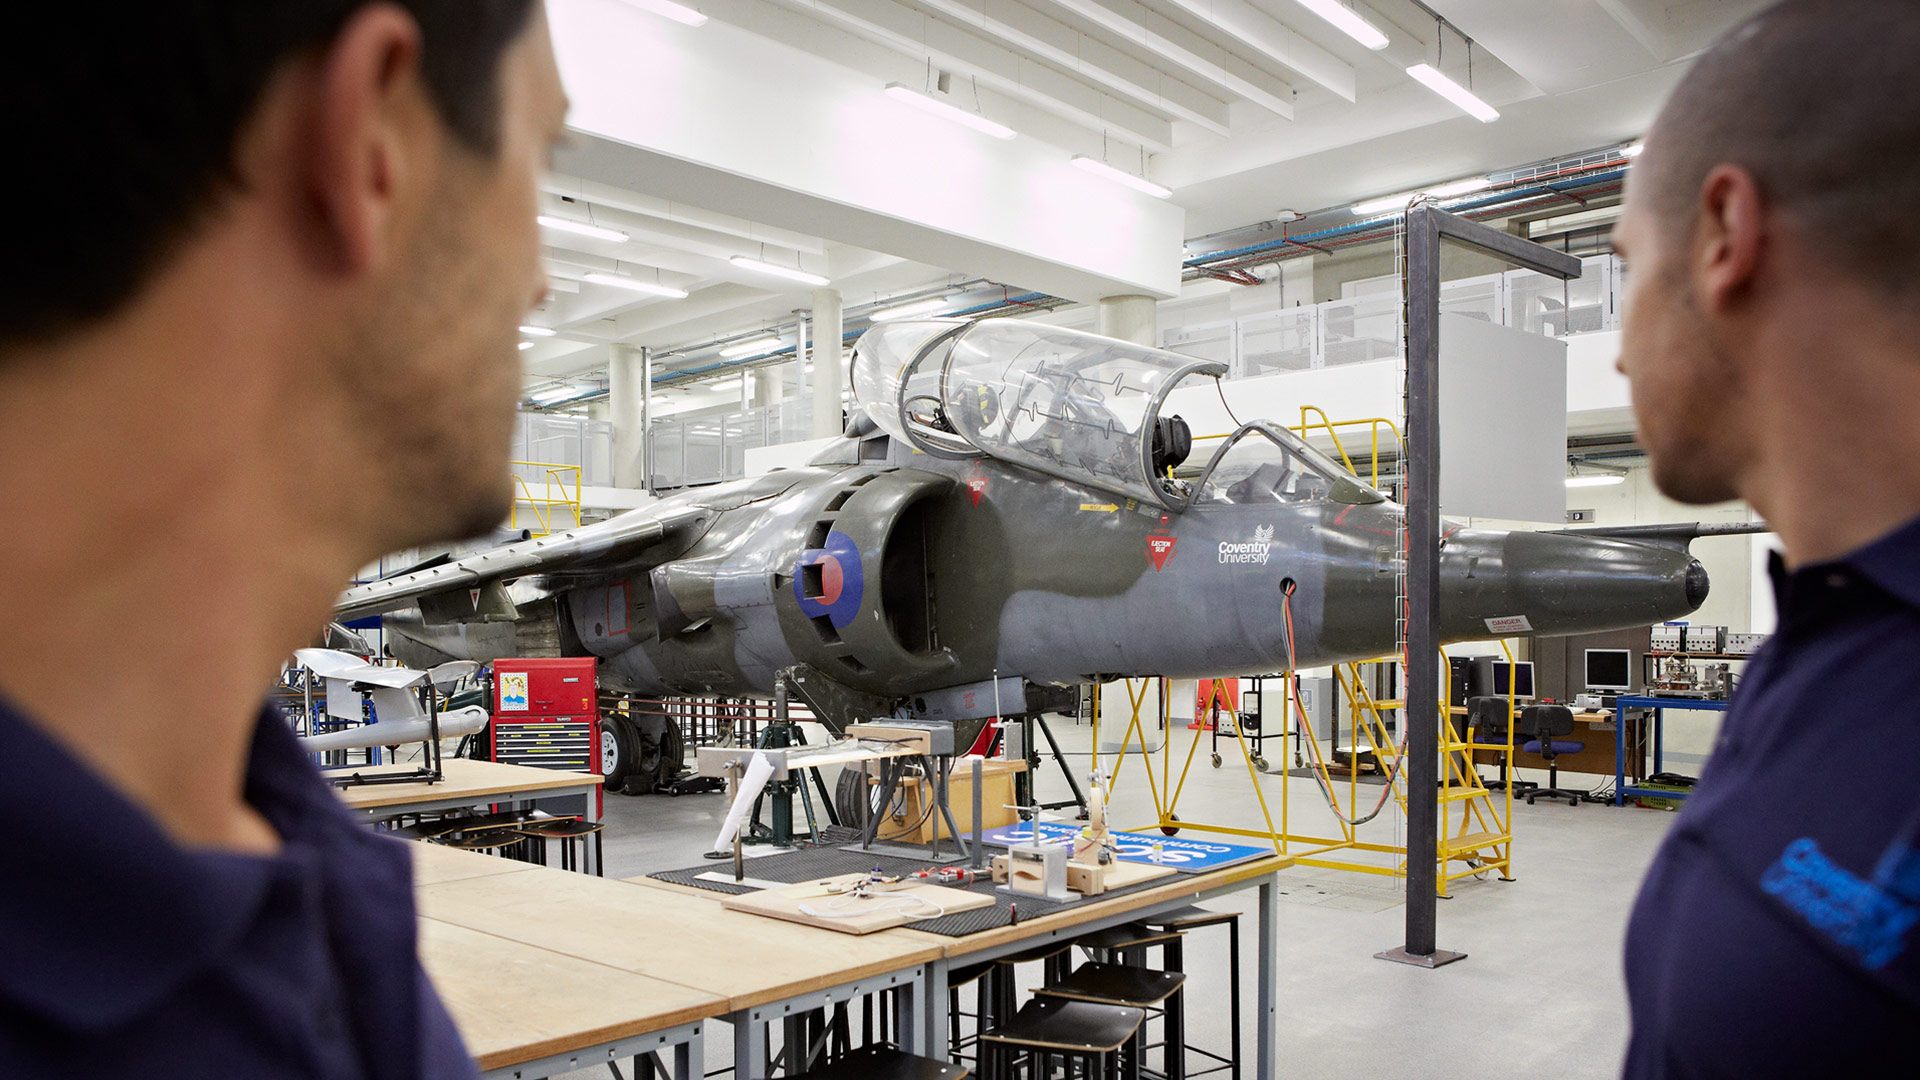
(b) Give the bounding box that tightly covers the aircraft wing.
[1559,521,1770,550]
[335,503,710,622]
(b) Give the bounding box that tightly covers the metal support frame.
[1384,207,1581,970]
[483,1020,702,1080]
[730,966,924,1080]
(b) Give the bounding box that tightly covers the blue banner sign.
[979,821,1271,872]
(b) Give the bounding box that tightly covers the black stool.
[980,998,1144,1080]
[1039,962,1186,1080]
[946,959,998,1071]
[1074,925,1185,967]
[786,1044,968,1080]
[1139,907,1241,1080]
[989,940,1078,1034]
[515,818,605,875]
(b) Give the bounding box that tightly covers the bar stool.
[1073,925,1185,967]
[437,832,533,858]
[1138,907,1242,1080]
[514,818,605,875]
[1036,963,1186,1080]
[785,1044,969,1080]
[979,998,1144,1080]
[946,959,998,1071]
[989,940,1078,1037]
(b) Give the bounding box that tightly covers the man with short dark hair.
[0,3,563,1075]
[1615,0,1920,1074]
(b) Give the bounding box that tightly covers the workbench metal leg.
[891,975,920,1055]
[1256,878,1277,1080]
[582,787,603,877]
[673,1029,699,1080]
[924,959,951,1059]
[733,1014,768,1080]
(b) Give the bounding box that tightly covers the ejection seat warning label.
[499,672,529,711]
[1484,615,1534,634]
[980,822,1269,872]
[1146,535,1177,570]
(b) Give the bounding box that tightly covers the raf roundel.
[794,530,865,627]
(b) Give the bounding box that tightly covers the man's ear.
[1693,164,1766,314]
[307,5,426,275]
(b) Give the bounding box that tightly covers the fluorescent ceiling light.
[730,256,830,287]
[518,341,535,351]
[618,0,708,25]
[650,395,674,406]
[1351,176,1492,216]
[537,214,629,243]
[1406,64,1500,123]
[719,336,782,358]
[869,297,950,322]
[1565,474,1626,488]
[583,272,689,299]
[709,378,743,392]
[1292,0,1388,49]
[883,83,1016,140]
[531,385,585,403]
[1071,155,1172,199]
[519,325,556,337]
[1621,142,1645,159]
[1427,176,1492,198]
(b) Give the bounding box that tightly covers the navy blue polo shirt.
[0,698,475,1079]
[1623,514,1920,1077]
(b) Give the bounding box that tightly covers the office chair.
[1519,704,1585,807]
[1466,696,1536,796]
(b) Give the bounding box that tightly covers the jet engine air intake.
[776,469,957,694]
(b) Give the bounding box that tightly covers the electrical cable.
[1280,580,1409,826]
[1214,376,1244,430]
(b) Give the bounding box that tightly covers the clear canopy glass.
[1189,422,1387,507]
[849,319,1228,509]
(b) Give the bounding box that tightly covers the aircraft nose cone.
[1685,559,1710,609]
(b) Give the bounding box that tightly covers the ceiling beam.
[1152,0,1356,100]
[1036,0,1297,118]
[910,0,1231,134]
[544,174,827,254]
[771,0,1175,150]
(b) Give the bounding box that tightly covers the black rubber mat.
[649,847,1180,937]
[1284,767,1390,786]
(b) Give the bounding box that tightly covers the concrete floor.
[557,718,1674,1079]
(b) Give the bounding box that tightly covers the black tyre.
[1160,812,1181,837]
[1210,753,1222,769]
[600,716,636,791]
[617,714,657,795]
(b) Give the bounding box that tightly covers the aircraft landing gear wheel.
[1210,752,1222,768]
[600,719,635,792]
[1160,813,1181,836]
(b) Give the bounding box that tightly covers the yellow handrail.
[509,461,583,537]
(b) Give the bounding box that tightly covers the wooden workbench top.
[330,758,601,810]
[418,917,725,1071]
[409,837,544,887]
[417,865,946,1012]
[627,854,1292,960]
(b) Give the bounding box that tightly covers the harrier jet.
[335,319,1732,771]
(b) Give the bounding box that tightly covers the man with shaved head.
[1615,0,1920,1074]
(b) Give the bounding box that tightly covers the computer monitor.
[1585,648,1633,692]
[1491,660,1534,698]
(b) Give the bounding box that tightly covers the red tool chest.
[491,657,601,813]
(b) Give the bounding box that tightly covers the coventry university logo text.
[1220,524,1274,565]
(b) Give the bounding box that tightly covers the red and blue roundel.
[795,530,864,627]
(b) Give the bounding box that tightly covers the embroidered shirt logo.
[1760,836,1920,970]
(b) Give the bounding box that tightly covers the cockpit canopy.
[850,319,1227,511]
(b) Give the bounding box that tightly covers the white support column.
[1098,294,1158,347]
[609,344,650,489]
[812,288,845,438]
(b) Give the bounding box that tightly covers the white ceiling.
[525,0,1769,396]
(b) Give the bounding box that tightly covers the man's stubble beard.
[333,210,522,557]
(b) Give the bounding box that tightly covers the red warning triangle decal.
[1146,535,1177,571]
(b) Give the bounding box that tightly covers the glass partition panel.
[1240,308,1316,375]
[1319,295,1401,367]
